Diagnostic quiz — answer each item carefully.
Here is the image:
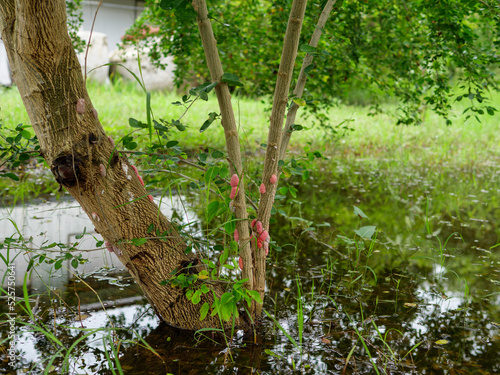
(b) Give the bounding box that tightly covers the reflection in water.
[0,195,196,289]
[0,162,499,374]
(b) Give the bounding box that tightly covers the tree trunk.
[0,0,225,331]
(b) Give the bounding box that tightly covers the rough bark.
[0,0,224,331]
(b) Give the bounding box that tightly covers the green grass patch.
[1,81,499,203]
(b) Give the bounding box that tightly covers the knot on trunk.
[50,153,85,187]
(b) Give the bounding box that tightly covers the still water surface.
[1,162,499,374]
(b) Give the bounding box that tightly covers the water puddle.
[1,162,499,374]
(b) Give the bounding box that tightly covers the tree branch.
[279,0,337,163]
[192,0,254,293]
[254,0,308,309]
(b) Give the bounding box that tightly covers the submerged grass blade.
[264,309,299,349]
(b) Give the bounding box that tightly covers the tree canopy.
[128,0,499,125]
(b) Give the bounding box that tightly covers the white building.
[0,0,175,89]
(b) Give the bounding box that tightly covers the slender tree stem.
[255,0,308,311]
[192,0,254,294]
[279,0,337,163]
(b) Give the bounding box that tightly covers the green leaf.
[191,289,202,304]
[206,201,220,222]
[300,44,317,53]
[292,98,306,107]
[354,225,377,239]
[200,112,218,132]
[129,118,148,129]
[132,238,147,246]
[205,166,220,183]
[224,219,236,235]
[199,302,210,320]
[218,166,229,179]
[2,173,19,181]
[159,0,184,10]
[304,64,315,76]
[54,259,63,270]
[246,290,263,304]
[172,119,186,131]
[124,141,138,150]
[221,73,244,87]
[211,150,224,159]
[166,140,179,148]
[71,258,79,269]
[353,206,369,219]
[20,130,31,139]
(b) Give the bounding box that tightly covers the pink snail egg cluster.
[234,228,239,242]
[259,183,266,194]
[230,186,238,200]
[108,136,115,147]
[76,98,85,114]
[239,257,243,270]
[105,241,113,253]
[229,174,239,200]
[230,174,239,187]
[99,164,106,178]
[255,220,263,234]
[130,165,144,186]
[270,174,277,184]
[148,195,154,202]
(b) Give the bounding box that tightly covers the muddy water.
[0,162,499,374]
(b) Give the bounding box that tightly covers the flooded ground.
[0,158,499,374]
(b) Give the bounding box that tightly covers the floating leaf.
[435,339,449,345]
[404,302,417,308]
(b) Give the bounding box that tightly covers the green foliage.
[66,0,85,52]
[0,123,40,182]
[127,0,499,125]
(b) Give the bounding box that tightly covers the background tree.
[130,0,499,125]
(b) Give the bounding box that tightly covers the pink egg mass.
[230,186,238,200]
[230,174,239,187]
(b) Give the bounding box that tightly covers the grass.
[1,80,499,171]
[2,78,498,225]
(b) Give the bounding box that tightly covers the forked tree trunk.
[0,0,227,331]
